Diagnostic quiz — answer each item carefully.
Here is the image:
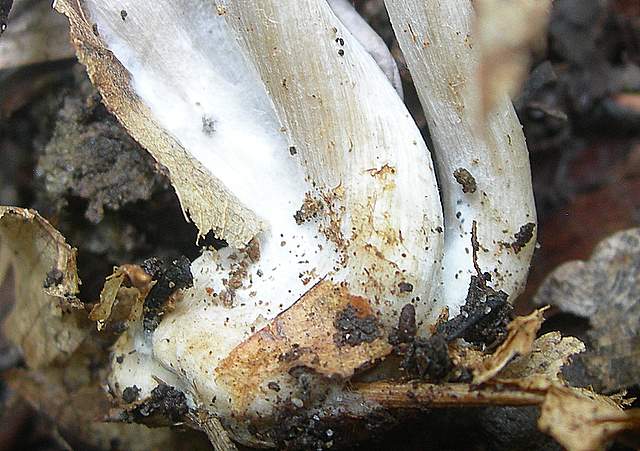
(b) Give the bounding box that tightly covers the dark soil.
[333,304,383,347]
[140,255,193,331]
[452,167,477,194]
[391,276,512,383]
[122,383,189,424]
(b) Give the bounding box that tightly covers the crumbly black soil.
[389,304,417,344]
[39,91,166,224]
[391,275,512,382]
[43,267,64,288]
[122,383,188,424]
[122,385,140,404]
[453,167,477,194]
[510,223,536,254]
[334,305,383,347]
[437,276,513,348]
[140,255,193,332]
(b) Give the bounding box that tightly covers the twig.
[188,412,238,451]
[351,380,545,409]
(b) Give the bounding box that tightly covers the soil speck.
[453,167,477,194]
[333,304,382,347]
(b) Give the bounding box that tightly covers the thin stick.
[188,412,238,451]
[351,380,545,409]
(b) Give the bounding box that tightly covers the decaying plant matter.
[1,0,639,450]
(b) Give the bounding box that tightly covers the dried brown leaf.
[88,265,151,332]
[217,281,393,412]
[534,228,640,391]
[88,270,124,330]
[0,207,88,368]
[538,385,640,451]
[500,331,585,380]
[473,308,546,384]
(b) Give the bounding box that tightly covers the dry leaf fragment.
[0,206,88,369]
[534,228,640,391]
[538,385,640,451]
[88,270,125,330]
[216,281,393,414]
[473,307,547,384]
[88,264,154,332]
[500,331,586,380]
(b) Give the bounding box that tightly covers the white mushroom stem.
[53,0,541,447]
[327,0,404,97]
[74,0,444,443]
[384,0,537,310]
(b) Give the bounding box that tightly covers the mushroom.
[384,0,537,309]
[52,0,536,447]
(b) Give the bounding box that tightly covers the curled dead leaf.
[499,331,586,380]
[538,385,640,451]
[473,307,547,384]
[534,228,640,391]
[0,206,88,368]
[88,264,153,332]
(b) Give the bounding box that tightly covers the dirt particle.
[510,222,536,253]
[402,334,453,380]
[120,10,127,21]
[92,23,99,36]
[453,168,477,193]
[140,256,193,331]
[437,276,512,348]
[122,385,140,403]
[43,267,63,288]
[338,49,345,57]
[398,282,414,293]
[333,305,382,347]
[294,192,324,225]
[245,237,261,263]
[201,115,216,136]
[123,383,188,424]
[267,381,281,392]
[389,304,417,344]
[289,146,297,155]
